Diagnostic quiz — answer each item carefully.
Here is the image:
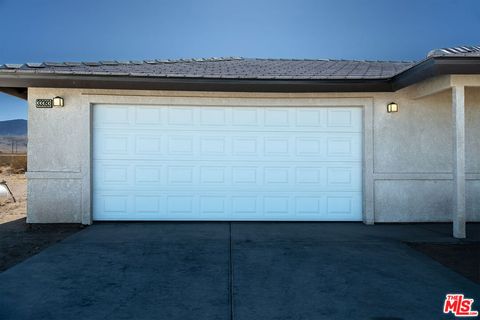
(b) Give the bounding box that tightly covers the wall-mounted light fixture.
[387,102,398,113]
[52,96,64,107]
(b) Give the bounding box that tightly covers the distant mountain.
[0,119,27,136]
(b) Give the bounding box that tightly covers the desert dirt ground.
[0,167,27,224]
[0,166,81,272]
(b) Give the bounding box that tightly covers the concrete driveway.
[0,223,478,320]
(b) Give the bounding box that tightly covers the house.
[0,46,479,238]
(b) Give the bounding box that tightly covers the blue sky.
[0,0,479,120]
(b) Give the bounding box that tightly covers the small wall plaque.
[36,99,53,108]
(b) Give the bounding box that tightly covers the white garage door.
[92,104,362,221]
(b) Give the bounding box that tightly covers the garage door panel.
[94,132,361,162]
[93,191,362,220]
[94,161,361,191]
[94,105,362,132]
[93,105,362,221]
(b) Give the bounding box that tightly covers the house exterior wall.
[26,79,480,223]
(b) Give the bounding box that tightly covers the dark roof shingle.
[0,57,415,80]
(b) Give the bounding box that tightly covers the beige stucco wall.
[26,77,480,223]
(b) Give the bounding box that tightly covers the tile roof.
[0,46,478,87]
[0,57,415,80]
[427,45,480,58]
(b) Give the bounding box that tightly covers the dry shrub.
[0,155,10,166]
[9,155,27,173]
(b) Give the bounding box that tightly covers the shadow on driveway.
[0,217,81,272]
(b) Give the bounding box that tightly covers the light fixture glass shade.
[387,102,398,113]
[52,96,64,107]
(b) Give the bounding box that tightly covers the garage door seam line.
[229,222,235,320]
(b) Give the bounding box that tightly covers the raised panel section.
[296,138,322,156]
[103,166,128,183]
[265,109,289,127]
[103,196,128,213]
[135,196,160,213]
[95,106,129,125]
[296,167,322,184]
[233,167,257,184]
[200,167,225,184]
[327,109,352,127]
[264,197,289,214]
[233,108,258,126]
[296,109,323,127]
[168,108,194,125]
[232,196,257,215]
[295,197,322,214]
[167,196,193,214]
[102,136,129,154]
[200,197,225,214]
[327,167,352,185]
[264,138,289,155]
[327,196,352,214]
[135,166,161,183]
[135,107,162,124]
[167,167,193,184]
[327,138,352,156]
[264,167,289,184]
[200,137,225,155]
[200,108,226,126]
[136,136,161,154]
[167,136,193,154]
[232,138,257,155]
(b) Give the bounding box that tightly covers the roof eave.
[0,73,393,99]
[391,56,480,91]
[0,86,28,99]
